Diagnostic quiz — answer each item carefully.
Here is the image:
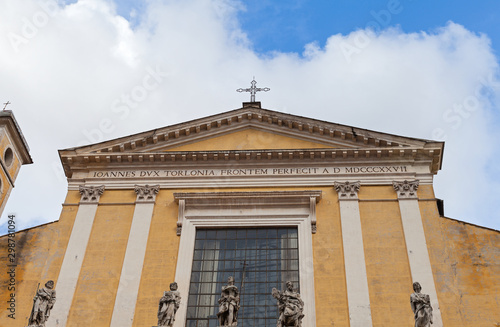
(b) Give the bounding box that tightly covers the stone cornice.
[174,190,322,203]
[60,146,443,178]
[174,190,322,235]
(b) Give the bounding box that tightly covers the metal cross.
[3,101,11,111]
[236,78,270,102]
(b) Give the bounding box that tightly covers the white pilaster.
[110,185,159,327]
[393,180,443,326]
[334,181,373,327]
[47,185,104,327]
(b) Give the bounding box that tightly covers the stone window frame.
[173,191,321,327]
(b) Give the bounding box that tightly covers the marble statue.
[410,282,433,327]
[272,281,304,327]
[157,282,181,327]
[28,280,56,327]
[217,276,240,326]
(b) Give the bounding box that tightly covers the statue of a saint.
[28,280,56,327]
[157,282,181,327]
[410,282,433,327]
[272,281,304,327]
[217,276,240,326]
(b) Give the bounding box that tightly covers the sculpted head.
[170,282,178,291]
[413,282,422,293]
[228,276,235,285]
[45,280,54,289]
[286,281,293,291]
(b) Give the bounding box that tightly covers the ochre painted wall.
[0,184,498,327]
[422,195,500,327]
[313,186,349,327]
[0,172,9,210]
[0,190,79,326]
[165,128,337,152]
[0,129,22,181]
[359,186,414,326]
[132,189,181,327]
[0,128,22,214]
[66,191,135,326]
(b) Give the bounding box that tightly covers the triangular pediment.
[64,105,437,154]
[59,104,444,176]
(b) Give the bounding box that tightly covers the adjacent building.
[0,110,32,217]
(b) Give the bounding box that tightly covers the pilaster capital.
[334,181,360,200]
[134,184,160,203]
[79,185,105,203]
[393,180,419,199]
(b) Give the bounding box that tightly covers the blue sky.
[0,0,499,232]
[240,0,500,55]
[111,0,500,55]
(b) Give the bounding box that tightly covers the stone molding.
[79,185,104,203]
[134,184,160,203]
[61,147,441,167]
[174,191,322,235]
[393,180,419,199]
[334,181,361,200]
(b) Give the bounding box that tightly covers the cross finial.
[3,101,11,111]
[236,78,270,102]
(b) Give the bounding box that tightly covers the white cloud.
[0,0,498,232]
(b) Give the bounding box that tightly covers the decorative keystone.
[393,180,419,199]
[334,181,360,200]
[134,184,160,202]
[79,185,105,203]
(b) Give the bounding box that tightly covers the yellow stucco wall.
[0,173,9,211]
[0,183,498,327]
[132,189,180,327]
[422,198,500,326]
[0,129,21,214]
[66,191,135,326]
[0,129,21,181]
[359,186,414,327]
[165,128,336,151]
[313,186,349,327]
[0,191,79,326]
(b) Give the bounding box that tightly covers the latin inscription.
[90,166,408,178]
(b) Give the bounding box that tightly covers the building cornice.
[60,145,442,178]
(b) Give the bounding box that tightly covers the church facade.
[0,102,499,327]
